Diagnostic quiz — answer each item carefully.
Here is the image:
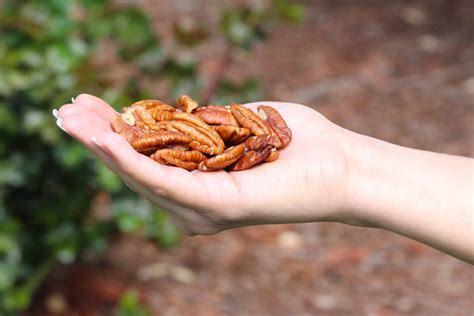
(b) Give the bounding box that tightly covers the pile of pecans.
[111,95,292,171]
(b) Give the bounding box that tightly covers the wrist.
[340,129,392,228]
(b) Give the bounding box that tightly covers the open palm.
[57,94,349,235]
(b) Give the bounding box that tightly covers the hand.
[56,94,352,235]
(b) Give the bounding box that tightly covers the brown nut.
[176,95,199,113]
[130,131,193,155]
[228,145,273,171]
[203,105,229,111]
[152,110,175,122]
[151,148,206,171]
[213,125,251,145]
[111,115,146,143]
[199,143,245,171]
[168,121,223,155]
[131,99,176,112]
[265,148,279,162]
[193,106,239,126]
[172,112,225,153]
[257,105,292,148]
[244,134,273,151]
[132,106,157,131]
[230,104,271,136]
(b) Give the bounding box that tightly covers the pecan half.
[244,135,279,162]
[244,134,273,151]
[151,149,206,171]
[130,131,193,155]
[131,99,176,112]
[176,95,199,113]
[228,145,273,171]
[168,121,223,155]
[230,104,272,136]
[265,148,279,162]
[152,110,175,122]
[257,105,292,148]
[193,106,239,126]
[199,143,245,171]
[172,112,225,153]
[132,106,158,131]
[111,115,146,143]
[213,125,251,145]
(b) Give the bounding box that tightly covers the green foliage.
[0,0,303,314]
[116,290,151,316]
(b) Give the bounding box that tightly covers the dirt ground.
[29,1,473,315]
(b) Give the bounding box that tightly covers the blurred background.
[0,0,473,315]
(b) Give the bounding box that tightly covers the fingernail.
[56,117,67,132]
[91,136,103,147]
[52,108,59,119]
[71,97,76,104]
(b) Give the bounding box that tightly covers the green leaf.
[96,162,123,192]
[117,290,151,316]
[112,198,150,233]
[112,8,157,61]
[144,209,179,248]
[0,106,17,133]
[58,142,91,168]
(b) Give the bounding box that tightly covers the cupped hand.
[55,94,351,235]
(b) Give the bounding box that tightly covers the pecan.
[204,105,229,111]
[244,134,273,151]
[257,105,292,148]
[130,131,193,155]
[244,135,279,162]
[265,148,279,162]
[193,106,239,126]
[172,112,225,153]
[168,121,224,155]
[150,149,206,171]
[199,143,245,171]
[111,115,145,143]
[132,106,157,131]
[152,110,175,122]
[228,145,273,171]
[119,109,136,126]
[112,97,291,172]
[131,99,176,112]
[230,104,272,136]
[213,125,251,145]
[176,95,199,113]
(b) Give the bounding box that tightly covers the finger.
[93,131,204,205]
[60,111,109,143]
[58,103,111,131]
[74,93,119,122]
[58,112,122,171]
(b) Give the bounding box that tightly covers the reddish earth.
[30,1,473,315]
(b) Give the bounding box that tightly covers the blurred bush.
[0,0,303,313]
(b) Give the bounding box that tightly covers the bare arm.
[56,94,474,264]
[344,131,474,263]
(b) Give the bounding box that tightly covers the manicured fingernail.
[52,108,59,119]
[91,136,103,147]
[71,97,76,104]
[56,117,67,132]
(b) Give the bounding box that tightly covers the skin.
[55,94,474,264]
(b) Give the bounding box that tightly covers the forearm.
[344,130,473,263]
